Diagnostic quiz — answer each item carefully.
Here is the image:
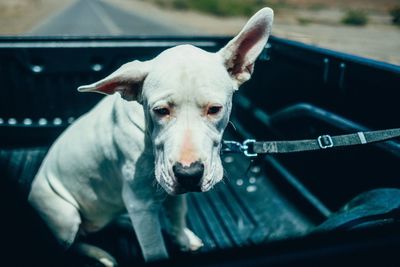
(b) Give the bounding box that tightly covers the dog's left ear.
[77,60,152,101]
[218,7,273,87]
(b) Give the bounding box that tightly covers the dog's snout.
[173,161,204,191]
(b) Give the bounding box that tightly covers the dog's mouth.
[156,171,211,195]
[155,151,222,195]
[159,178,214,195]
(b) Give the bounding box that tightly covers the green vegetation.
[152,0,285,17]
[341,10,368,26]
[308,3,326,11]
[153,0,168,8]
[389,6,400,26]
[297,17,312,25]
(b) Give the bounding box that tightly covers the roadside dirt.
[107,0,400,65]
[0,0,75,35]
[1,0,399,65]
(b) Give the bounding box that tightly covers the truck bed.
[1,36,399,267]
[0,131,313,260]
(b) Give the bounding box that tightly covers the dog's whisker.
[222,167,230,180]
[228,121,237,132]
[155,184,164,193]
[152,178,158,187]
[220,178,227,185]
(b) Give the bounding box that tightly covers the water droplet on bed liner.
[236,179,244,186]
[38,118,48,125]
[246,185,257,192]
[224,156,234,163]
[53,118,62,125]
[8,118,17,125]
[67,117,75,124]
[250,166,261,174]
[23,118,32,125]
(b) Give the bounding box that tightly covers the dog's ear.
[218,7,273,87]
[77,60,152,101]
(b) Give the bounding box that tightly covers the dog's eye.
[207,105,222,115]
[153,107,170,117]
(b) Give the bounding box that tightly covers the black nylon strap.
[250,128,400,155]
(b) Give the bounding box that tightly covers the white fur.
[28,7,273,264]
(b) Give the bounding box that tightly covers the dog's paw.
[98,257,118,267]
[72,242,118,267]
[183,228,204,251]
[171,228,203,252]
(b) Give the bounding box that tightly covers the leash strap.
[222,128,400,157]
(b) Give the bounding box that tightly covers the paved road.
[30,0,185,36]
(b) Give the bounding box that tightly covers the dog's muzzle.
[172,161,204,192]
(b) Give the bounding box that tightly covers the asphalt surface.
[30,0,185,36]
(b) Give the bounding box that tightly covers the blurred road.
[30,0,185,36]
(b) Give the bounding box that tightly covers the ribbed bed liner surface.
[0,145,313,258]
[186,152,312,253]
[0,146,48,196]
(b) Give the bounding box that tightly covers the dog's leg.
[28,177,81,248]
[122,181,168,262]
[29,178,117,267]
[72,243,117,267]
[164,195,203,251]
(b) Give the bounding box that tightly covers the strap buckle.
[221,139,257,157]
[243,139,257,157]
[317,135,333,149]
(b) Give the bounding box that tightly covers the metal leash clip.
[221,139,257,157]
[242,139,257,157]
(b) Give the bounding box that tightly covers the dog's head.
[78,8,273,195]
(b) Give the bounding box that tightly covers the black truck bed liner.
[1,36,399,266]
[0,134,312,256]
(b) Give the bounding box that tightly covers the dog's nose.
[173,161,204,191]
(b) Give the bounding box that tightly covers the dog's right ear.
[218,7,273,88]
[78,60,152,101]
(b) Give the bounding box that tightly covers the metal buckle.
[317,135,333,149]
[243,139,257,157]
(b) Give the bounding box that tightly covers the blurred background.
[0,0,399,64]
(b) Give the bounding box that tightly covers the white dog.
[28,7,273,266]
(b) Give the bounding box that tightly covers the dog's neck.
[111,96,154,162]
